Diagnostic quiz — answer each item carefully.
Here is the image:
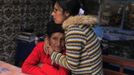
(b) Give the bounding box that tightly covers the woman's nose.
[51,11,54,16]
[57,41,61,46]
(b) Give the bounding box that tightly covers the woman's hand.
[47,46,54,55]
[44,38,54,55]
[44,38,49,55]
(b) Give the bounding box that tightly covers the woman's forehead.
[51,32,64,37]
[54,2,63,11]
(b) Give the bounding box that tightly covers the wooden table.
[0,61,27,75]
[103,55,134,75]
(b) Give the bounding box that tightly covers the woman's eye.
[52,37,57,40]
[53,8,57,13]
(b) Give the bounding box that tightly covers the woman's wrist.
[49,50,54,55]
[49,47,54,55]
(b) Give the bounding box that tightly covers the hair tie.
[78,8,84,15]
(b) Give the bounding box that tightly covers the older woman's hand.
[44,38,53,55]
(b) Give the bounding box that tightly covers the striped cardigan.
[51,15,103,75]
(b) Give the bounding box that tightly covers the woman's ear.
[64,11,70,17]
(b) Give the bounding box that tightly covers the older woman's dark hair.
[46,21,64,37]
[56,0,81,16]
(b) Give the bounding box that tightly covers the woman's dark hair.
[46,21,64,37]
[56,0,81,16]
[80,0,99,15]
[55,0,99,15]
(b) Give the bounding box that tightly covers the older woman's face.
[49,32,65,52]
[51,2,68,24]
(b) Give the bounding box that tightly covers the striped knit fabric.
[51,15,103,75]
[51,16,103,75]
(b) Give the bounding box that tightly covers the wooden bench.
[103,55,134,75]
[104,69,127,75]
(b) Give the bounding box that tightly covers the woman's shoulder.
[36,42,44,47]
[63,15,97,30]
[35,42,47,53]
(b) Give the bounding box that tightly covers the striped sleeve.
[51,28,86,70]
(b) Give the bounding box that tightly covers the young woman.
[22,21,69,75]
[45,0,103,75]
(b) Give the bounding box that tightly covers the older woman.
[22,21,69,75]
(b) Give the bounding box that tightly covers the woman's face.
[51,2,69,24]
[48,32,65,52]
